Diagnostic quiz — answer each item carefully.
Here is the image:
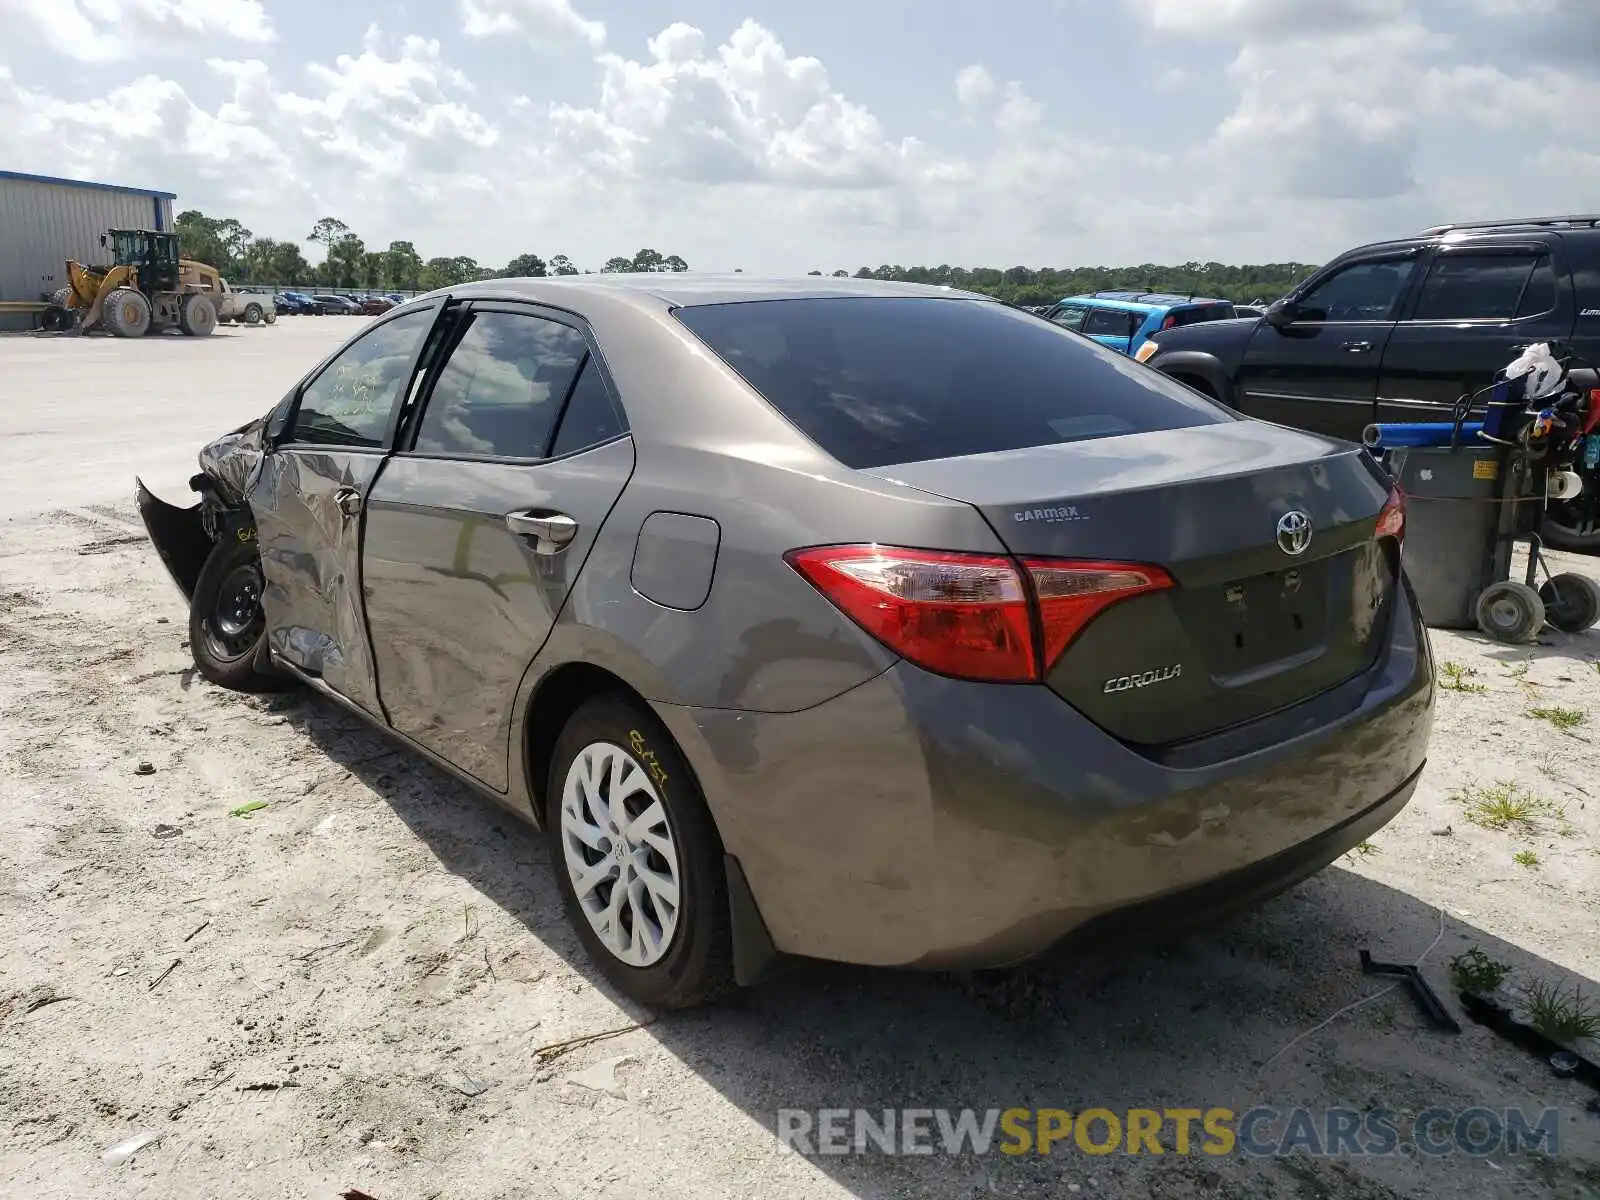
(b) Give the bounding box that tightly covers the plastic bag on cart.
[1503,342,1565,400]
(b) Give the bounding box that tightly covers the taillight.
[1161,314,1177,330]
[1375,485,1405,543]
[786,545,1171,683]
[1025,559,1174,673]
[786,545,1035,681]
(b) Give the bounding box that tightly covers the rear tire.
[243,302,263,325]
[1475,580,1546,644]
[545,694,734,1008]
[188,536,285,692]
[263,308,277,325]
[1540,572,1600,633]
[179,293,217,337]
[102,288,152,338]
[1542,499,1600,552]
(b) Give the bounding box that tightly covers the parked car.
[384,293,407,305]
[1134,214,1600,550]
[134,275,1432,1008]
[355,295,394,315]
[275,292,322,315]
[1041,291,1238,355]
[312,294,363,315]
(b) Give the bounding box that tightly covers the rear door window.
[1412,252,1547,321]
[412,309,588,458]
[549,356,629,456]
[674,297,1230,470]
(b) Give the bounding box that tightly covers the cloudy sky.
[0,0,1595,273]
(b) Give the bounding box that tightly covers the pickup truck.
[1136,215,1600,550]
[214,281,276,325]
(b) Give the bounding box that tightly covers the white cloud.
[1132,0,1412,40]
[2,7,1600,273]
[460,0,605,48]
[953,64,995,108]
[0,0,272,62]
[546,20,929,188]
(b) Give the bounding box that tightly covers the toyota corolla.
[135,275,1434,1008]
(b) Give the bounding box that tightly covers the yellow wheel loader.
[56,229,221,338]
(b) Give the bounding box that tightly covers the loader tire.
[179,293,217,337]
[102,288,152,338]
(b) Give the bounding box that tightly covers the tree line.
[173,211,691,292]
[173,209,1315,304]
[825,263,1317,307]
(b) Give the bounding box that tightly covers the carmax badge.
[1103,664,1183,694]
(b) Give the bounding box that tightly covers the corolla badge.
[1276,509,1313,556]
[1103,664,1183,694]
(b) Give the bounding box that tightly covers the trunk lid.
[863,422,1399,747]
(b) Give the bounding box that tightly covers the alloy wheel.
[559,741,682,967]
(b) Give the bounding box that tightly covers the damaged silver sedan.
[138,276,1432,1009]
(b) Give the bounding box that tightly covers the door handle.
[1341,340,1372,353]
[334,486,362,517]
[505,510,578,554]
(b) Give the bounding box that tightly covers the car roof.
[444,273,991,310]
[1055,292,1231,313]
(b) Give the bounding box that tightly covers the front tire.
[188,536,284,692]
[102,288,152,337]
[243,302,263,325]
[546,695,733,1008]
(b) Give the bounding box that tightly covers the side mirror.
[1265,298,1300,329]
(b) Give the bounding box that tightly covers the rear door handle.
[334,486,362,517]
[505,510,578,554]
[1341,340,1372,353]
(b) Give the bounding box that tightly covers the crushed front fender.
[134,477,212,601]
[197,412,271,507]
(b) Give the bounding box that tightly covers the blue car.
[1041,291,1238,355]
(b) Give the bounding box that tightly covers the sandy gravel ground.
[2,326,1599,1198]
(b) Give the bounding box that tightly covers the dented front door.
[250,305,441,717]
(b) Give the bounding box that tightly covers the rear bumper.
[134,477,210,601]
[659,577,1434,970]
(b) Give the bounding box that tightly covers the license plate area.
[1195,558,1332,673]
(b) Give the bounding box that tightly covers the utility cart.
[1364,347,1600,643]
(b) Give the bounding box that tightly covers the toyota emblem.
[1276,510,1313,556]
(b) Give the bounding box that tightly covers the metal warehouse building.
[0,170,177,326]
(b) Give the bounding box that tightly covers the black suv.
[1137,215,1600,549]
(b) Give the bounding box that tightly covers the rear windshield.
[673,297,1230,469]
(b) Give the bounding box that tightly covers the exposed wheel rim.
[560,741,681,968]
[1486,596,1524,630]
[206,562,264,660]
